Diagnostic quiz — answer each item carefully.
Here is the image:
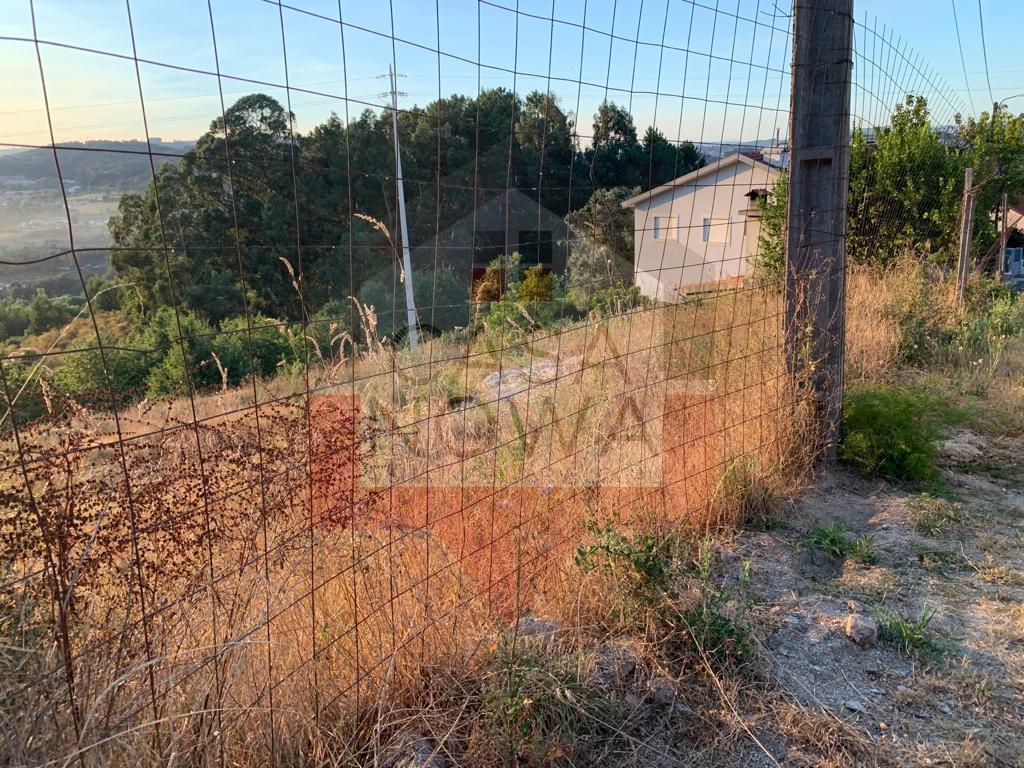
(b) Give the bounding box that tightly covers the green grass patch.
[841,385,942,482]
[874,604,948,660]
[804,524,850,559]
[849,535,879,564]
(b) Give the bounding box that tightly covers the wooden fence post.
[955,167,975,308]
[785,0,854,459]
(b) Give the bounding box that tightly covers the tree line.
[758,95,1024,277]
[107,91,701,325]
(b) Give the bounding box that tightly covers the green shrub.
[574,522,677,628]
[585,284,645,318]
[481,635,603,765]
[358,264,469,340]
[210,315,294,385]
[683,539,752,663]
[26,289,78,336]
[840,385,940,482]
[0,358,50,427]
[517,265,555,302]
[52,338,152,410]
[136,308,217,397]
[0,300,31,342]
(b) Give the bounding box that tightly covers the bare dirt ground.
[723,430,1024,767]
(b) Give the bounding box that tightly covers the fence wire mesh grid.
[0,0,1014,766]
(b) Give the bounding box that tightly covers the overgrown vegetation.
[840,385,942,482]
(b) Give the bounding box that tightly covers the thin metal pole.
[999,191,1009,274]
[388,63,419,346]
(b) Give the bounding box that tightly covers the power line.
[976,0,994,104]
[949,0,976,115]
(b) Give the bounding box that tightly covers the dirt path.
[727,431,1024,766]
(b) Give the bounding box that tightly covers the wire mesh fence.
[0,0,997,765]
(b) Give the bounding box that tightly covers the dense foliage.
[760,95,1024,272]
[107,92,701,326]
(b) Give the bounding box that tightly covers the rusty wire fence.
[0,1,972,765]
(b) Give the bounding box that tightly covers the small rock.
[648,676,676,707]
[514,616,561,641]
[382,730,445,768]
[938,703,953,715]
[645,675,694,717]
[845,699,867,713]
[844,613,879,647]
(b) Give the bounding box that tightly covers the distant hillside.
[0,139,194,192]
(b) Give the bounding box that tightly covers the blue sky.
[1,0,1021,148]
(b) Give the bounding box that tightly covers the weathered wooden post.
[955,167,975,308]
[785,0,854,459]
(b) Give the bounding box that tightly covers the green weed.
[849,535,879,565]
[841,385,941,482]
[874,604,947,660]
[481,635,604,764]
[681,539,753,664]
[805,524,849,559]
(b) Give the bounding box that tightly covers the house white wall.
[631,160,779,302]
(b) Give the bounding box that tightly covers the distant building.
[621,152,781,302]
[411,187,569,293]
[1001,197,1024,289]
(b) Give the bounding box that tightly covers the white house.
[621,152,781,302]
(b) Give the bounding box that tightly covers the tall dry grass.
[2,280,826,766]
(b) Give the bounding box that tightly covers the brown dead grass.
[1,271,918,766]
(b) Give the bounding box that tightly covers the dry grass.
[0,271,930,766]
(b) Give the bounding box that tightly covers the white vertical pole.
[389,64,419,347]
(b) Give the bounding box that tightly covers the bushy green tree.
[53,338,151,409]
[209,315,295,385]
[753,172,788,284]
[357,265,470,339]
[956,104,1024,264]
[0,300,31,341]
[565,187,638,300]
[135,308,217,397]
[26,290,77,336]
[847,95,965,266]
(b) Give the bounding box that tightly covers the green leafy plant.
[805,524,849,559]
[574,521,675,611]
[481,635,603,765]
[841,385,941,482]
[682,538,752,664]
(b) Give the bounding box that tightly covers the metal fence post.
[785,0,854,460]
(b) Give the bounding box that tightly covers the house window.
[653,216,678,241]
[702,217,730,244]
[518,229,553,265]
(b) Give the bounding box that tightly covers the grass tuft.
[805,524,850,559]
[874,604,948,659]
